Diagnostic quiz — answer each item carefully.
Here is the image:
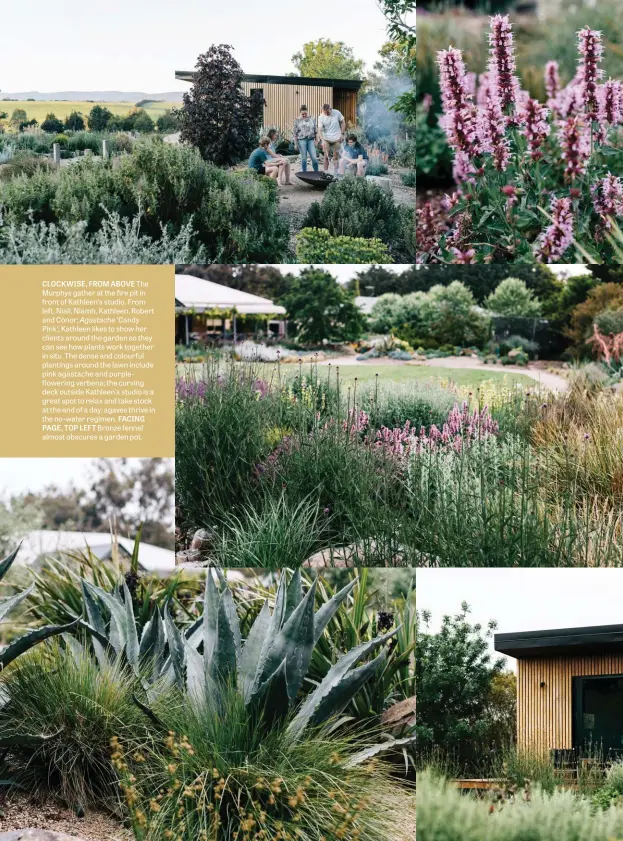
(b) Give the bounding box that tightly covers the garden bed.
[0,554,415,841]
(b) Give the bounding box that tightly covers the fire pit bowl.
[295,171,339,189]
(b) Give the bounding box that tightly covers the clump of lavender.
[519,98,550,161]
[488,15,520,116]
[559,115,591,181]
[577,27,604,121]
[536,196,574,262]
[436,47,479,157]
[591,173,623,229]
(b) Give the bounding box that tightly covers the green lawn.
[178,360,534,389]
[313,364,533,388]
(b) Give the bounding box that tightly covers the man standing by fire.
[318,103,345,175]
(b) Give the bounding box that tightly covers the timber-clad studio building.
[495,624,623,761]
[175,72,362,130]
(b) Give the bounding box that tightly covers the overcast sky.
[418,569,623,668]
[0,458,150,495]
[2,1,389,92]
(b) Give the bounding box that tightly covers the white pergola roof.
[13,530,175,572]
[175,274,286,316]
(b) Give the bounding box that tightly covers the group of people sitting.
[247,103,368,185]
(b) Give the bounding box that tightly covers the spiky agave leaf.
[250,579,317,704]
[0,546,78,671]
[286,629,399,742]
[0,621,79,670]
[345,735,417,767]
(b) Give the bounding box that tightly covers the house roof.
[175,275,286,316]
[175,72,363,91]
[495,624,623,658]
[14,530,175,572]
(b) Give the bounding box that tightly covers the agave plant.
[78,569,414,756]
[0,545,77,672]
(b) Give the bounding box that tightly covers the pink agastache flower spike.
[453,150,475,184]
[476,72,491,108]
[559,115,591,181]
[545,61,560,103]
[591,173,623,229]
[488,15,520,116]
[437,47,479,157]
[519,98,550,161]
[556,76,584,119]
[598,80,622,129]
[416,202,440,257]
[477,86,511,170]
[577,27,604,120]
[536,196,574,263]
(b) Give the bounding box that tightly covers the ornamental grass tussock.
[417,15,623,263]
[112,730,410,841]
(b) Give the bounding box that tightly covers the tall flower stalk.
[519,98,550,161]
[488,15,519,117]
[577,27,604,122]
[436,47,479,158]
[536,196,574,262]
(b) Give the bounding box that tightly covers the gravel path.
[0,795,129,841]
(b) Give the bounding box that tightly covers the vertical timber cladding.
[517,654,623,753]
[243,82,333,134]
[333,89,358,128]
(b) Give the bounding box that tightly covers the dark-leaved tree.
[416,603,513,772]
[41,113,64,133]
[283,267,366,345]
[179,44,265,166]
[64,111,85,131]
[88,105,113,131]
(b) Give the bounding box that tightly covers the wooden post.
[52,143,61,165]
[102,139,109,159]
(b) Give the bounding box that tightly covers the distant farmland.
[0,100,177,124]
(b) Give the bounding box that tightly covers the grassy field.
[0,100,177,125]
[310,364,534,388]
